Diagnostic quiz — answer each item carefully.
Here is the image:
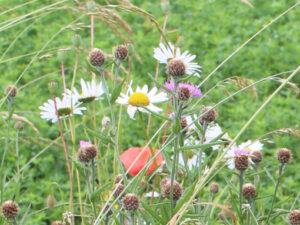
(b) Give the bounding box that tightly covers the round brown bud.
[138,179,147,191]
[52,221,64,225]
[78,145,98,163]
[115,45,128,60]
[89,48,105,67]
[199,106,217,124]
[180,118,188,133]
[103,204,113,216]
[121,193,139,211]
[251,151,262,164]
[1,200,19,218]
[234,155,249,171]
[14,121,24,131]
[113,184,125,198]
[209,183,219,194]
[5,85,18,98]
[177,86,191,101]
[242,183,256,199]
[218,213,226,221]
[160,178,183,200]
[289,210,300,225]
[114,174,123,184]
[277,148,292,164]
[166,59,186,78]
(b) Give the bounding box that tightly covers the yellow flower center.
[128,92,150,106]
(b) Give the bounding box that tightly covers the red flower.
[120,147,163,176]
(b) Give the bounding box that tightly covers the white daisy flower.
[224,140,263,170]
[116,82,168,119]
[39,90,86,123]
[153,42,202,77]
[74,79,104,103]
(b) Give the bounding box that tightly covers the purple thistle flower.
[163,81,202,98]
[234,148,251,156]
[80,140,91,147]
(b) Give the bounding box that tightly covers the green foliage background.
[0,0,299,224]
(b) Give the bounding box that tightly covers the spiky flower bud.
[72,34,81,47]
[288,210,300,225]
[242,183,256,199]
[46,194,56,209]
[180,118,188,134]
[114,174,123,184]
[1,200,19,218]
[234,155,249,171]
[199,106,217,124]
[218,213,226,221]
[166,59,186,78]
[210,183,219,194]
[121,193,139,211]
[177,86,191,101]
[48,81,58,96]
[5,85,18,98]
[52,221,64,225]
[89,48,105,67]
[251,151,262,164]
[277,148,292,164]
[113,184,125,198]
[78,145,98,163]
[160,178,183,200]
[14,121,24,131]
[103,204,112,216]
[138,179,147,191]
[114,45,128,60]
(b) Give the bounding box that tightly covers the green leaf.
[142,202,165,224]
[110,78,126,104]
[90,183,111,202]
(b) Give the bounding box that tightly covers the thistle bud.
[180,118,187,133]
[89,48,105,67]
[166,59,186,78]
[5,85,18,98]
[72,34,81,48]
[242,183,256,200]
[121,193,139,211]
[209,183,219,195]
[114,45,128,60]
[251,151,262,164]
[57,50,68,63]
[14,121,24,131]
[103,204,112,216]
[78,145,98,163]
[113,184,125,198]
[46,194,56,209]
[277,148,292,164]
[48,81,58,96]
[114,174,123,184]
[288,210,300,225]
[101,116,111,129]
[177,86,191,101]
[199,106,217,124]
[218,213,226,221]
[160,178,183,200]
[52,221,64,225]
[234,155,249,171]
[1,200,19,219]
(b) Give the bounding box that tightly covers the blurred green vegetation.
[0,0,299,224]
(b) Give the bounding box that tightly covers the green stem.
[239,170,244,217]
[98,67,125,179]
[91,159,96,192]
[130,213,135,225]
[114,59,121,89]
[265,163,284,225]
[12,217,18,225]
